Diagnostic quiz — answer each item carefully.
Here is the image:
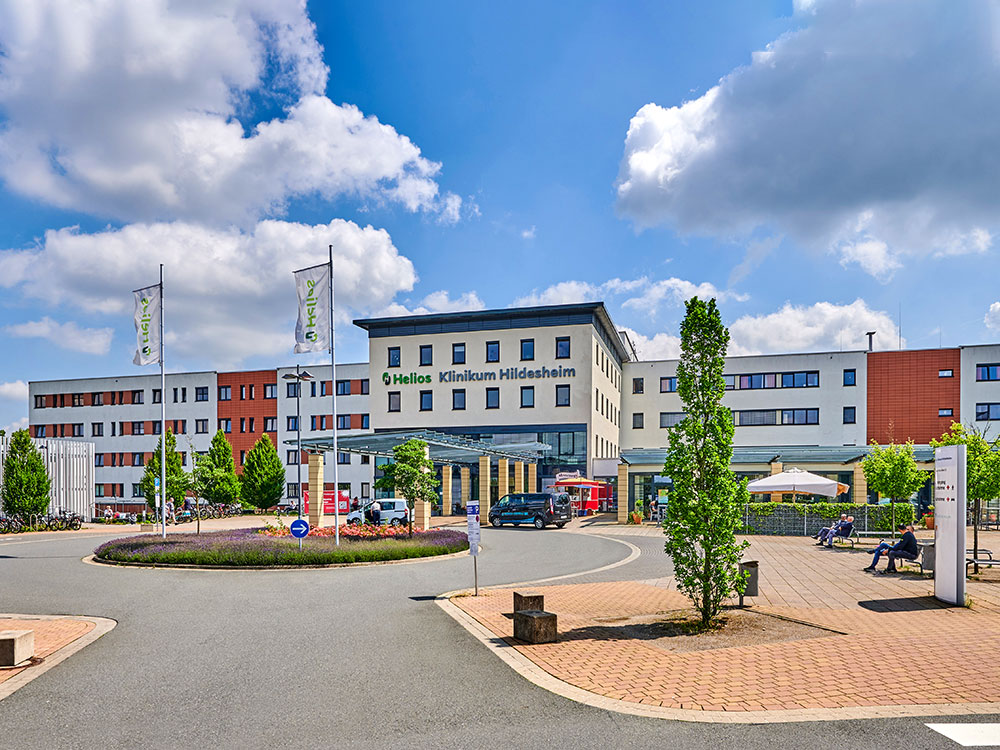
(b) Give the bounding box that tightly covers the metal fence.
[742,502,913,536]
[0,435,95,520]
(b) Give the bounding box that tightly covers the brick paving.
[0,617,95,686]
[452,526,1000,714]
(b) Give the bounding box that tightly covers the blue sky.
[1,0,998,432]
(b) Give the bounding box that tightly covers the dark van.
[488,493,572,529]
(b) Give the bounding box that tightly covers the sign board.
[934,444,966,606]
[466,501,480,557]
[302,489,350,515]
[289,519,310,539]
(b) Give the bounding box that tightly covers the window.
[95,454,105,467]
[360,379,369,395]
[660,412,684,428]
[632,378,644,394]
[388,346,401,368]
[132,421,144,435]
[172,387,178,403]
[152,389,161,404]
[486,387,500,409]
[978,364,1000,381]
[91,422,103,437]
[939,369,954,378]
[419,390,433,411]
[739,410,777,426]
[152,421,161,435]
[452,343,466,365]
[310,415,329,431]
[843,369,856,386]
[843,406,856,424]
[132,484,142,498]
[195,419,208,434]
[174,419,187,434]
[337,452,350,465]
[632,413,644,429]
[35,425,46,438]
[780,371,820,388]
[660,377,677,393]
[95,484,105,498]
[133,453,144,467]
[520,386,534,408]
[555,384,570,407]
[286,382,300,398]
[723,375,735,390]
[976,403,1000,421]
[781,408,819,425]
[337,414,351,429]
[264,417,277,432]
[287,416,299,431]
[287,450,299,465]
[129,390,142,405]
[939,408,953,417]
[361,454,370,465]
[388,391,401,412]
[520,339,534,361]
[419,345,433,366]
[240,418,246,433]
[93,392,106,406]
[195,386,209,402]
[336,380,351,396]
[361,482,371,498]
[264,383,277,399]
[486,341,500,362]
[555,336,570,359]
[33,395,45,409]
[219,418,231,433]
[452,389,466,410]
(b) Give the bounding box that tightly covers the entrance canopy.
[290,429,545,465]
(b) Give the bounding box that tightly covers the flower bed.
[259,521,414,540]
[94,527,469,567]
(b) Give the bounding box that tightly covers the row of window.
[629,409,832,428]
[388,385,571,412]
[388,337,572,368]
[596,388,619,426]
[96,451,188,468]
[595,341,621,392]
[285,380,369,398]
[286,450,369,466]
[285,482,371,499]
[630,377,676,395]
[630,370,838,395]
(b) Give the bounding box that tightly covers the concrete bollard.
[0,630,34,666]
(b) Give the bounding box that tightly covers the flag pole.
[329,245,340,546]
[159,263,166,540]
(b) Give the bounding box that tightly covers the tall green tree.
[193,430,242,506]
[931,422,1000,570]
[140,429,190,511]
[1,429,51,521]
[861,440,929,537]
[374,438,439,537]
[661,297,749,626]
[241,433,284,512]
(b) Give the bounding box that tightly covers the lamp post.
[283,367,313,548]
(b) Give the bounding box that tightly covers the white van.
[346,500,412,527]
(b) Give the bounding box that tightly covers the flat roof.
[290,429,547,465]
[620,444,935,466]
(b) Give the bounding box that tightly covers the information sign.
[466,502,480,557]
[934,444,966,606]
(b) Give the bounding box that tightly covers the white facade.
[621,351,868,449]
[0,435,95,519]
[960,344,1000,432]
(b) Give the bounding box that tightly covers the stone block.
[513,610,557,644]
[513,590,544,613]
[0,630,34,667]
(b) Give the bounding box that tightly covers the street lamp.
[283,367,314,545]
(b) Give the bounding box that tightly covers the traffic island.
[92,527,469,568]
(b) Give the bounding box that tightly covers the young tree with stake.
[374,438,439,537]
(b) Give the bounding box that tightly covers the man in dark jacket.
[864,524,919,573]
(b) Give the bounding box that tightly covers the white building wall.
[960,344,1000,432]
[590,330,623,474]
[621,351,868,449]
[0,435,95,519]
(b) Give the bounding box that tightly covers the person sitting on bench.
[864,524,918,573]
[815,515,848,545]
[821,515,854,547]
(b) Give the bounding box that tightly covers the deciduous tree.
[140,429,190,511]
[1,429,51,521]
[374,438,439,537]
[861,440,929,536]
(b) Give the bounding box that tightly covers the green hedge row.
[742,502,915,535]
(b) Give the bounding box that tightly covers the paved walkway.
[450,525,1000,721]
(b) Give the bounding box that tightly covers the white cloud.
[380,290,485,317]
[521,226,536,240]
[0,381,28,401]
[0,219,417,366]
[512,281,603,307]
[0,0,459,225]
[985,302,1000,332]
[513,276,745,312]
[619,327,681,361]
[621,277,746,314]
[616,0,998,279]
[727,299,901,355]
[5,318,113,355]
[2,416,28,434]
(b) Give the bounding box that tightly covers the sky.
[2,0,999,433]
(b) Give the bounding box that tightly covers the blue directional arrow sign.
[289,519,310,539]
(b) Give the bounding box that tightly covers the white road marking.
[927,724,1000,746]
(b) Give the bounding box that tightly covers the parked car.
[488,493,571,529]
[346,500,411,526]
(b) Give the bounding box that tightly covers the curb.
[0,614,117,702]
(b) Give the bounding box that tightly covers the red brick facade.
[867,349,960,444]
[217,370,278,474]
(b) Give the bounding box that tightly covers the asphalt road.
[0,526,988,749]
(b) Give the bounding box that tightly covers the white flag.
[293,263,330,354]
[132,284,161,366]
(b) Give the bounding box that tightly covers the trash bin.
[739,560,759,597]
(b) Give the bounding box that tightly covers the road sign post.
[467,501,480,596]
[290,518,309,551]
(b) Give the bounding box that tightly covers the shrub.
[1,429,51,521]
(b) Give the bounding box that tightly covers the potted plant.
[924,504,935,530]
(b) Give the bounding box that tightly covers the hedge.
[742,502,915,536]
